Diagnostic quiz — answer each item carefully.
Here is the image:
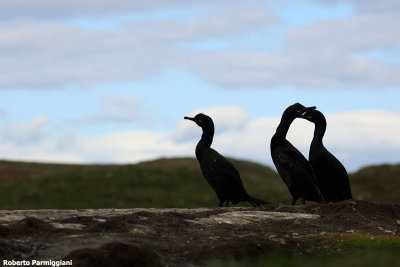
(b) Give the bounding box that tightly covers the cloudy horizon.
[0,1,399,172]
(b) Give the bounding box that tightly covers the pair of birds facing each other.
[271,103,352,205]
[185,103,352,207]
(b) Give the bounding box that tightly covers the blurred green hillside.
[0,158,398,209]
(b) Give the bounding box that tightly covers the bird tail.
[248,195,269,207]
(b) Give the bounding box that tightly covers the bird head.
[282,102,316,120]
[184,113,214,129]
[301,109,325,124]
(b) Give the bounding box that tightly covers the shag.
[301,109,352,202]
[185,113,267,207]
[270,103,326,205]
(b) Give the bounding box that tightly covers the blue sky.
[0,0,400,171]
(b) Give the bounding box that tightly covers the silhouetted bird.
[185,113,267,207]
[301,109,352,202]
[270,103,326,205]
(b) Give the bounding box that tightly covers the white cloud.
[313,0,400,14]
[0,108,399,171]
[0,128,192,164]
[0,109,6,118]
[0,0,200,20]
[1,116,50,144]
[176,105,248,142]
[190,10,400,89]
[1,1,398,90]
[0,2,276,89]
[179,106,400,171]
[76,130,191,163]
[186,105,249,131]
[0,137,83,163]
[84,94,152,125]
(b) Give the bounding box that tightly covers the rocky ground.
[0,200,399,266]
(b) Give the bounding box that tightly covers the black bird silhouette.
[184,113,267,207]
[301,109,352,202]
[270,103,326,205]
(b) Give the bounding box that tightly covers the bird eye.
[296,110,302,113]
[198,120,203,123]
[307,116,312,119]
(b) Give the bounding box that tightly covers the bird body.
[302,110,352,202]
[185,113,266,207]
[270,103,326,205]
[197,148,249,206]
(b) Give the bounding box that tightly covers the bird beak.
[301,106,316,119]
[184,116,195,121]
[300,112,311,119]
[303,106,316,112]
[302,106,316,115]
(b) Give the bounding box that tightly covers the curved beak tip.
[304,106,316,111]
[300,106,316,117]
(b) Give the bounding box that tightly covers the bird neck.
[311,120,326,146]
[274,118,293,140]
[195,126,214,160]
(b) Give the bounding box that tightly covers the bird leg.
[219,200,224,207]
[225,201,229,207]
[301,198,306,205]
[291,197,297,206]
